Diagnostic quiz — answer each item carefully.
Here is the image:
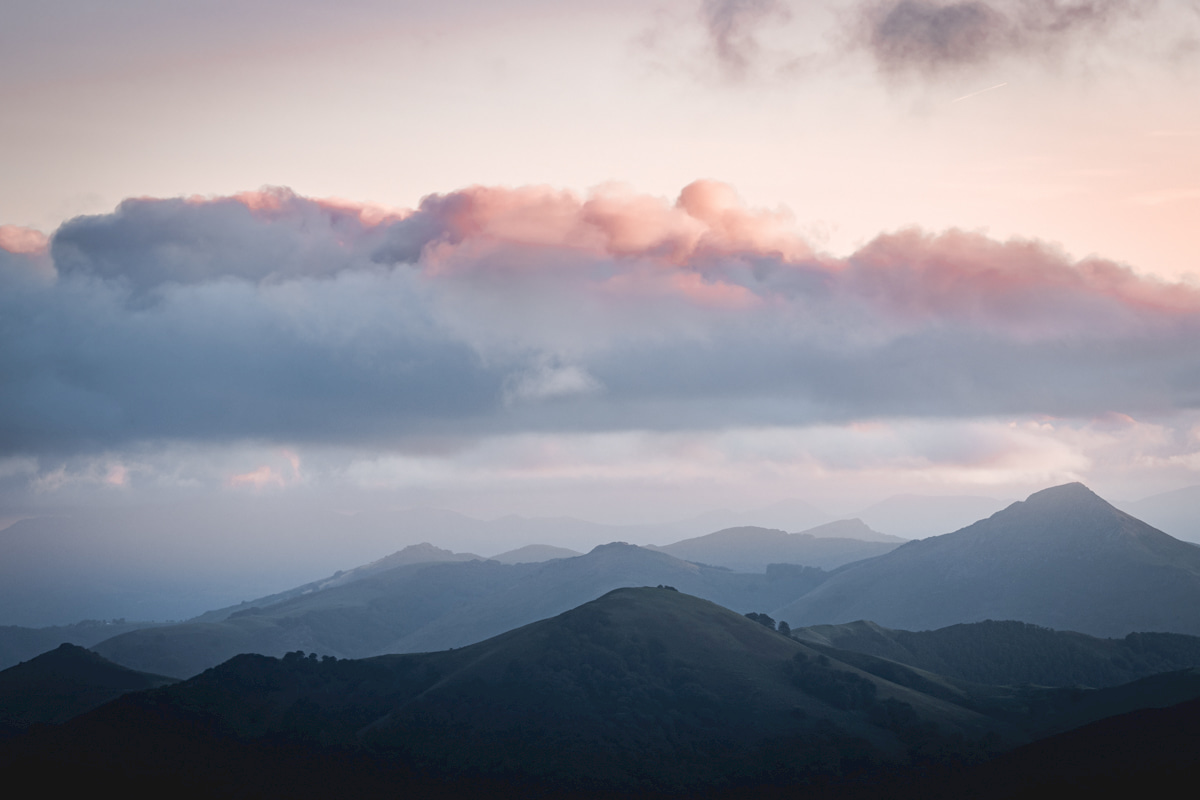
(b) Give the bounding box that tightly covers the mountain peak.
[1023,482,1106,507]
[776,480,1200,637]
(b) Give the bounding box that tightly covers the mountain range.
[90,544,829,678]
[66,482,1200,678]
[5,588,1200,798]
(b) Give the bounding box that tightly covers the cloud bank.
[3,181,1198,456]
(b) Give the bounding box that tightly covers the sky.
[3,0,1200,531]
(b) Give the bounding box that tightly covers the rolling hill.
[0,643,175,739]
[0,588,1020,796]
[8,588,1200,798]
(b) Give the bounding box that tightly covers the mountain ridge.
[776,483,1200,637]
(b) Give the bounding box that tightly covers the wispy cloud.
[851,0,1155,76]
[700,0,790,79]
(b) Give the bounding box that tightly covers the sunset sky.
[3,0,1200,526]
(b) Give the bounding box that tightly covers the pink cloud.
[228,466,286,490]
[841,227,1200,329]
[0,225,49,255]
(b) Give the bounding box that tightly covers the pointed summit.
[776,484,1200,638]
[1024,482,1103,505]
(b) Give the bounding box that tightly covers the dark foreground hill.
[0,644,175,739]
[793,619,1200,689]
[649,522,900,572]
[94,544,829,678]
[0,618,166,671]
[0,588,993,797]
[916,693,1200,798]
[777,483,1200,637]
[7,588,1200,799]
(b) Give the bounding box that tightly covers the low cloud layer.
[3,181,1199,456]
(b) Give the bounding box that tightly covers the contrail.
[953,82,1008,102]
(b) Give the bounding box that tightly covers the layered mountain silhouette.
[0,643,175,739]
[0,619,165,671]
[649,520,900,572]
[7,588,1200,798]
[489,544,583,563]
[776,483,1200,637]
[93,544,829,678]
[1121,484,1200,544]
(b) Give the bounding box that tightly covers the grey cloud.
[701,0,789,78]
[855,0,1154,75]
[52,189,403,293]
[4,187,1200,457]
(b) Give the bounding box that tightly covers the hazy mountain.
[0,499,835,626]
[0,643,175,739]
[851,494,1010,540]
[378,544,828,656]
[93,544,829,678]
[793,619,1200,689]
[802,518,906,543]
[658,497,833,540]
[0,619,166,671]
[650,524,900,572]
[488,544,582,563]
[1119,484,1200,544]
[304,542,484,589]
[186,542,485,625]
[776,483,1200,637]
[0,503,615,626]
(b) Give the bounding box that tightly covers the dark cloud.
[51,188,408,293]
[853,0,1153,75]
[3,183,1200,456]
[700,0,790,78]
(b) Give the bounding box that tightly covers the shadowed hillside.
[792,619,1200,689]
[8,588,1200,798]
[0,644,175,739]
[0,588,1017,796]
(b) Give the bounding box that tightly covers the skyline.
[4,0,1200,527]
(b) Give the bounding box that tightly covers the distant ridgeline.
[0,482,1181,681]
[3,588,1200,797]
